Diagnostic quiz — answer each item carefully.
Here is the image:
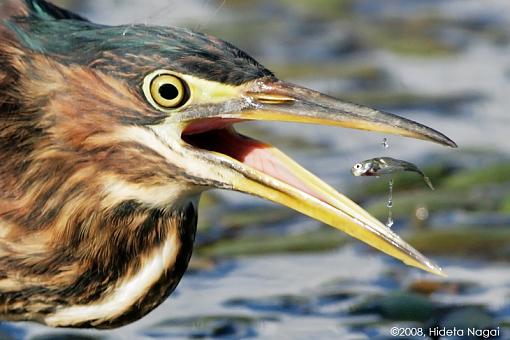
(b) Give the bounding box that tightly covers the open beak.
[180,78,455,275]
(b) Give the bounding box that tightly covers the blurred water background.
[3,0,510,339]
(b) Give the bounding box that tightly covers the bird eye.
[143,71,190,111]
[354,164,362,169]
[150,74,187,108]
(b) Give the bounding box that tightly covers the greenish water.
[4,0,510,339]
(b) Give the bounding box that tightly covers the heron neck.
[0,200,198,328]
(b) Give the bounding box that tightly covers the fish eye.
[143,71,190,111]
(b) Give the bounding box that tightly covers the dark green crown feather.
[24,0,88,21]
[5,0,274,85]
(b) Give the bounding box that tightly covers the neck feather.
[0,200,198,328]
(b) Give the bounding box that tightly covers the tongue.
[241,146,321,199]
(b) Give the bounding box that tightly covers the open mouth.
[181,118,443,276]
[182,121,326,202]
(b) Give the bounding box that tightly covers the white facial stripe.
[117,125,212,178]
[109,125,236,200]
[101,177,193,208]
[45,228,181,327]
[116,125,182,164]
[149,124,240,186]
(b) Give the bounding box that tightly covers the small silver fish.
[351,157,435,190]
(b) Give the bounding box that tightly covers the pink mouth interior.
[182,121,325,201]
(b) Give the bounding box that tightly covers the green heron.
[0,0,456,329]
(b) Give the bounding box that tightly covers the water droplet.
[386,216,394,228]
[381,138,389,149]
[416,206,429,221]
[386,179,394,227]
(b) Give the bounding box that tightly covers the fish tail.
[412,168,435,190]
[402,162,421,173]
[423,175,435,190]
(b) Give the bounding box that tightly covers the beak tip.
[429,266,447,277]
[419,129,457,148]
[426,128,457,148]
[430,265,447,277]
[416,259,446,277]
[437,270,448,278]
[445,139,458,148]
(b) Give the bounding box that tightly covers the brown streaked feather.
[0,202,197,328]
[0,0,30,20]
[0,2,200,327]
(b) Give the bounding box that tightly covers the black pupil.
[159,83,179,101]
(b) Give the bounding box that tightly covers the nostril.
[247,93,296,105]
